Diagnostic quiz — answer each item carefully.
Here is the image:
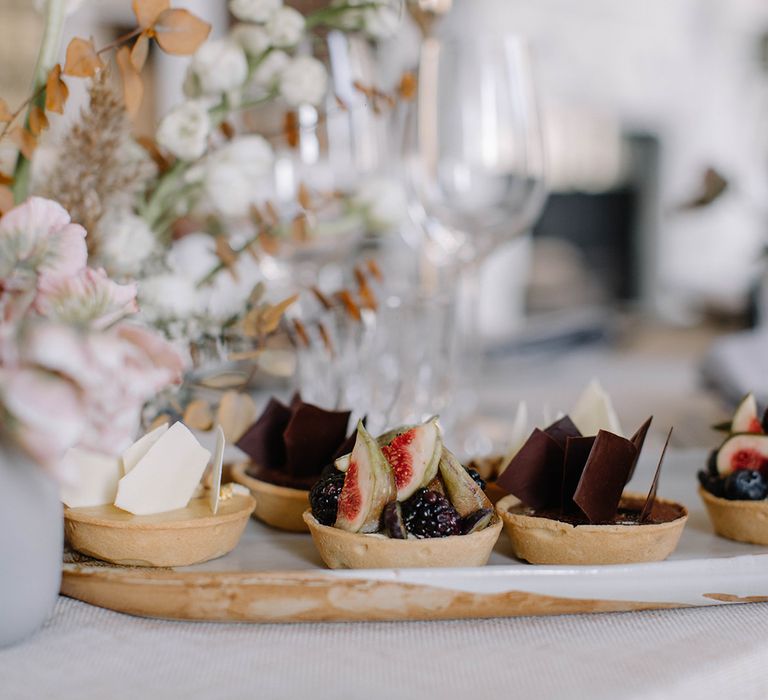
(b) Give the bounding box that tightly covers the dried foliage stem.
[11,0,66,202]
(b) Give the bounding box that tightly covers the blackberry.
[698,470,725,498]
[309,472,345,525]
[724,469,768,501]
[465,467,486,491]
[402,488,460,538]
[319,461,343,480]
[706,450,719,476]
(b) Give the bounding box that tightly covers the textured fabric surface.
[2,597,768,699]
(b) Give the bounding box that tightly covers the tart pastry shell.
[303,510,502,569]
[699,486,768,546]
[496,492,687,565]
[231,461,310,532]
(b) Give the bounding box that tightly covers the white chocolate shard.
[209,425,225,514]
[114,422,211,515]
[570,379,623,437]
[60,448,121,508]
[121,422,168,475]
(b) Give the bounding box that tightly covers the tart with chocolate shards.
[698,393,768,545]
[470,380,626,505]
[303,418,502,569]
[494,416,688,565]
[62,423,255,567]
[231,393,355,532]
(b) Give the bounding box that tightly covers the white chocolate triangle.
[209,425,225,514]
[121,422,169,475]
[60,447,122,508]
[570,379,623,437]
[114,422,211,515]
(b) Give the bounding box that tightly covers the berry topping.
[465,467,486,491]
[309,472,345,525]
[381,501,407,539]
[460,507,494,535]
[706,450,718,476]
[723,469,768,501]
[401,488,460,538]
[698,470,725,498]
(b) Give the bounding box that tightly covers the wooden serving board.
[61,450,768,622]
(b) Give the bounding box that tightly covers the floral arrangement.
[0,0,408,352]
[0,196,184,479]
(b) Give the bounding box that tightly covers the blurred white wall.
[445,0,768,320]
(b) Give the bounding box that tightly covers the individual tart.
[697,393,768,545]
[62,423,255,567]
[304,419,502,569]
[231,393,355,532]
[494,415,688,565]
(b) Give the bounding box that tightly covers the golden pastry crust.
[231,461,310,532]
[699,486,768,546]
[303,510,503,569]
[496,492,688,565]
[64,494,255,567]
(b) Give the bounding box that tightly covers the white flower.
[167,232,219,283]
[332,0,402,39]
[138,273,203,323]
[363,2,401,39]
[229,0,281,23]
[266,7,305,48]
[353,176,408,232]
[96,210,157,277]
[231,23,270,56]
[203,137,274,218]
[156,100,212,161]
[279,56,328,107]
[186,40,248,96]
[253,50,290,89]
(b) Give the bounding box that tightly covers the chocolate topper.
[237,393,352,486]
[496,415,669,524]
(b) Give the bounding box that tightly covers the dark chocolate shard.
[283,403,351,477]
[627,416,653,481]
[496,428,565,510]
[237,397,292,471]
[561,436,595,513]
[573,430,637,523]
[543,415,582,450]
[289,391,303,412]
[640,427,673,523]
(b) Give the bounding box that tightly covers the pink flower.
[35,267,138,329]
[0,197,87,291]
[0,367,85,474]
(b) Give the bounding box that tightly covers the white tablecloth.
[2,597,768,699]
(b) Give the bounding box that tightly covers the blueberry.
[465,467,487,491]
[309,472,345,525]
[698,470,725,498]
[723,469,768,501]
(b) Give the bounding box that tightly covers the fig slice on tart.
[715,433,768,477]
[379,417,442,501]
[334,421,396,533]
[730,393,764,434]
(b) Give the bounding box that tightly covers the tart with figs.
[698,393,768,545]
[493,415,687,565]
[303,419,502,569]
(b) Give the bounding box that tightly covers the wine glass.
[403,34,547,453]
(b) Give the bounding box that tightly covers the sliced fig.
[334,453,351,472]
[425,475,446,496]
[381,501,407,539]
[437,446,492,517]
[334,421,396,533]
[731,393,763,434]
[379,417,442,501]
[460,508,494,535]
[715,433,768,477]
